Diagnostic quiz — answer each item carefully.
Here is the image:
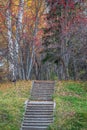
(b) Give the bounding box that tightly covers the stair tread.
[22,125,48,128]
[23,117,53,120]
[24,115,53,118]
[23,120,53,122]
[26,110,53,112]
[22,122,52,125]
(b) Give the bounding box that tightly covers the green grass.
[0,81,31,130]
[48,81,87,130]
[0,80,87,130]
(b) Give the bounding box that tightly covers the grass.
[48,81,87,130]
[0,81,31,130]
[0,80,87,130]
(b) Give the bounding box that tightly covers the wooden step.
[23,120,53,123]
[23,117,53,121]
[21,126,48,130]
[27,101,54,104]
[24,114,53,118]
[31,90,54,95]
[30,97,53,101]
[22,122,52,126]
[26,106,53,110]
[25,112,53,116]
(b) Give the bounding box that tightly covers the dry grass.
[0,80,32,130]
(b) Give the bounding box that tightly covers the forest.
[0,1,87,130]
[0,0,87,81]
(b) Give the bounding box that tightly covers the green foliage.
[42,53,53,63]
[49,71,58,80]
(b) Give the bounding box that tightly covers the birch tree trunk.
[6,0,24,80]
[6,8,16,80]
[27,15,39,80]
[15,0,24,78]
[16,0,24,54]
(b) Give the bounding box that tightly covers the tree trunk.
[73,57,78,80]
[15,0,24,78]
[27,14,39,79]
[6,8,16,81]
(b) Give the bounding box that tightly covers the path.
[21,80,55,130]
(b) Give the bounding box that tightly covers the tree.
[5,0,24,81]
[0,0,46,80]
[42,0,87,80]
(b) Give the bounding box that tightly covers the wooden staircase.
[21,81,55,130]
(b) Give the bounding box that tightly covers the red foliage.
[46,0,87,36]
[48,0,75,9]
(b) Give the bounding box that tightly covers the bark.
[15,0,24,77]
[73,57,78,80]
[27,14,39,79]
[15,0,24,55]
[6,8,16,80]
[60,5,70,80]
[6,0,24,80]
[27,44,35,79]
